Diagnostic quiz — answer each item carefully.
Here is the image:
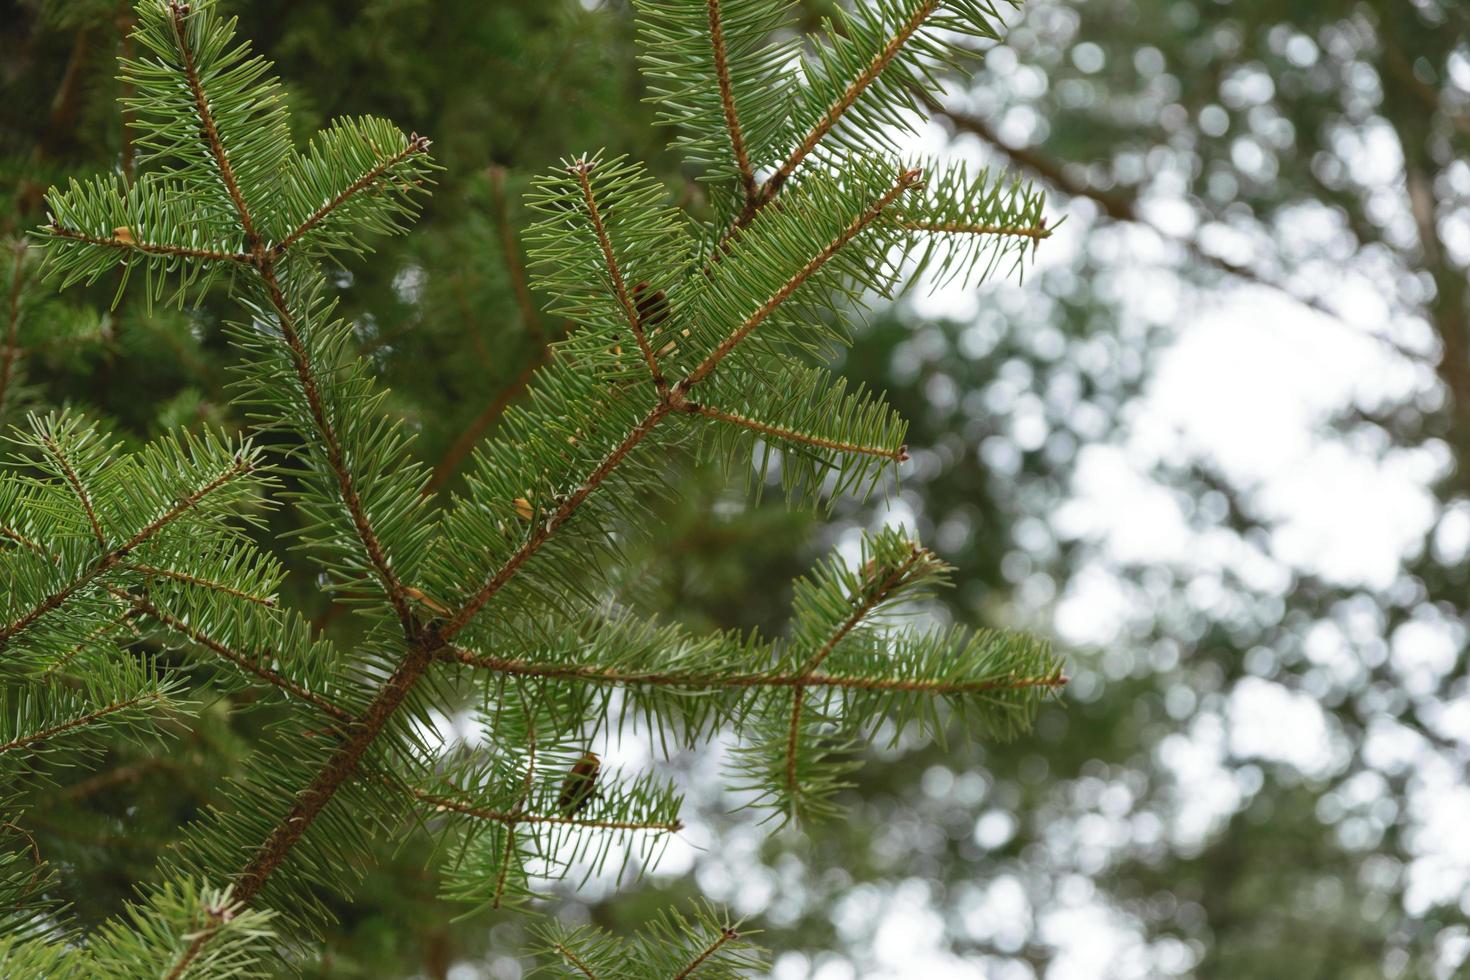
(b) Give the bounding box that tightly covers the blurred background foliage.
[2,0,1467,976]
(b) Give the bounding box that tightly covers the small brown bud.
[557,751,601,817]
[513,497,534,521]
[112,226,135,245]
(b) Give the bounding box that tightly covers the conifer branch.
[685,402,910,461]
[161,903,229,980]
[759,0,939,205]
[125,563,278,607]
[253,264,416,628]
[0,455,255,646]
[901,220,1051,241]
[167,0,262,251]
[231,636,439,905]
[271,136,431,256]
[555,944,600,979]
[116,589,353,724]
[673,926,741,980]
[0,690,167,757]
[784,546,923,803]
[571,158,667,395]
[680,169,922,390]
[438,645,1066,695]
[40,605,137,678]
[45,225,250,264]
[39,432,108,548]
[491,726,536,909]
[399,782,684,834]
[707,0,758,207]
[0,522,46,556]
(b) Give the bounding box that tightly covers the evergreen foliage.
[4,0,1058,969]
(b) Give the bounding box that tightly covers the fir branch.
[166,0,262,251]
[571,157,667,395]
[253,263,414,627]
[0,690,167,758]
[901,220,1051,240]
[400,783,684,834]
[760,0,938,204]
[39,431,108,549]
[40,605,137,678]
[439,645,1065,695]
[125,563,278,607]
[555,944,600,979]
[491,725,536,909]
[160,902,229,980]
[0,454,255,646]
[0,522,46,556]
[44,224,250,263]
[117,589,353,724]
[707,0,757,206]
[679,168,922,390]
[673,926,741,980]
[271,135,431,256]
[684,401,909,461]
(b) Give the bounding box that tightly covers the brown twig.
[438,644,1067,695]
[488,165,542,343]
[685,402,909,460]
[271,136,430,256]
[708,0,758,208]
[45,225,250,264]
[424,356,545,494]
[554,944,599,979]
[901,220,1051,241]
[0,690,167,756]
[126,563,277,607]
[673,927,741,980]
[0,456,255,645]
[0,244,26,417]
[39,431,108,548]
[571,157,667,395]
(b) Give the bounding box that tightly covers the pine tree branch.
[554,944,600,979]
[0,523,48,556]
[680,169,922,391]
[253,264,417,629]
[438,644,1067,695]
[40,604,136,678]
[397,781,684,834]
[201,172,915,931]
[707,0,758,209]
[0,455,255,646]
[785,545,923,801]
[161,904,229,980]
[45,224,251,264]
[271,135,431,256]
[231,634,440,905]
[38,431,107,548]
[673,926,741,980]
[115,588,353,724]
[0,689,167,757]
[684,401,910,461]
[491,726,536,909]
[167,0,262,251]
[572,157,667,395]
[759,0,939,205]
[901,219,1050,241]
[125,563,278,607]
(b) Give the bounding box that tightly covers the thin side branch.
[685,402,908,461]
[272,136,431,255]
[681,170,922,390]
[0,456,255,645]
[673,927,741,980]
[127,563,277,607]
[902,220,1051,241]
[759,0,939,204]
[571,158,666,395]
[39,433,107,548]
[45,224,250,263]
[119,589,353,724]
[161,906,228,980]
[438,645,1068,695]
[1,245,26,417]
[0,690,166,757]
[707,0,757,205]
[402,782,683,834]
[555,944,600,980]
[488,165,542,343]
